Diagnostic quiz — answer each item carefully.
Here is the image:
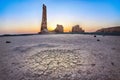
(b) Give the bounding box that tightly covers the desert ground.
[0,34,120,80]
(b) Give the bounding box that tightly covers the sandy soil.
[0,34,120,80]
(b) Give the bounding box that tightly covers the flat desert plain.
[0,34,120,80]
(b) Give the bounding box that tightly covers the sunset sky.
[0,0,120,34]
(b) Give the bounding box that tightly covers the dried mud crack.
[23,49,97,80]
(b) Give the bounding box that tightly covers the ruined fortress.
[40,4,84,33]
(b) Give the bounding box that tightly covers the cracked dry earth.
[0,34,120,80]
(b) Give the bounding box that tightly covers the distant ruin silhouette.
[40,4,48,33]
[72,25,84,33]
[39,4,85,34]
[55,24,64,33]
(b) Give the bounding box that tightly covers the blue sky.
[0,0,120,34]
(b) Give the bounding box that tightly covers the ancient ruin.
[54,24,64,33]
[40,4,48,33]
[39,4,86,34]
[72,25,84,33]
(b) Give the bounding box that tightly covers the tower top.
[43,4,46,7]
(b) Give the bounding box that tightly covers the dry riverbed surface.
[0,34,120,80]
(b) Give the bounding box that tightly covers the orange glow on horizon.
[2,23,101,34]
[12,26,98,33]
